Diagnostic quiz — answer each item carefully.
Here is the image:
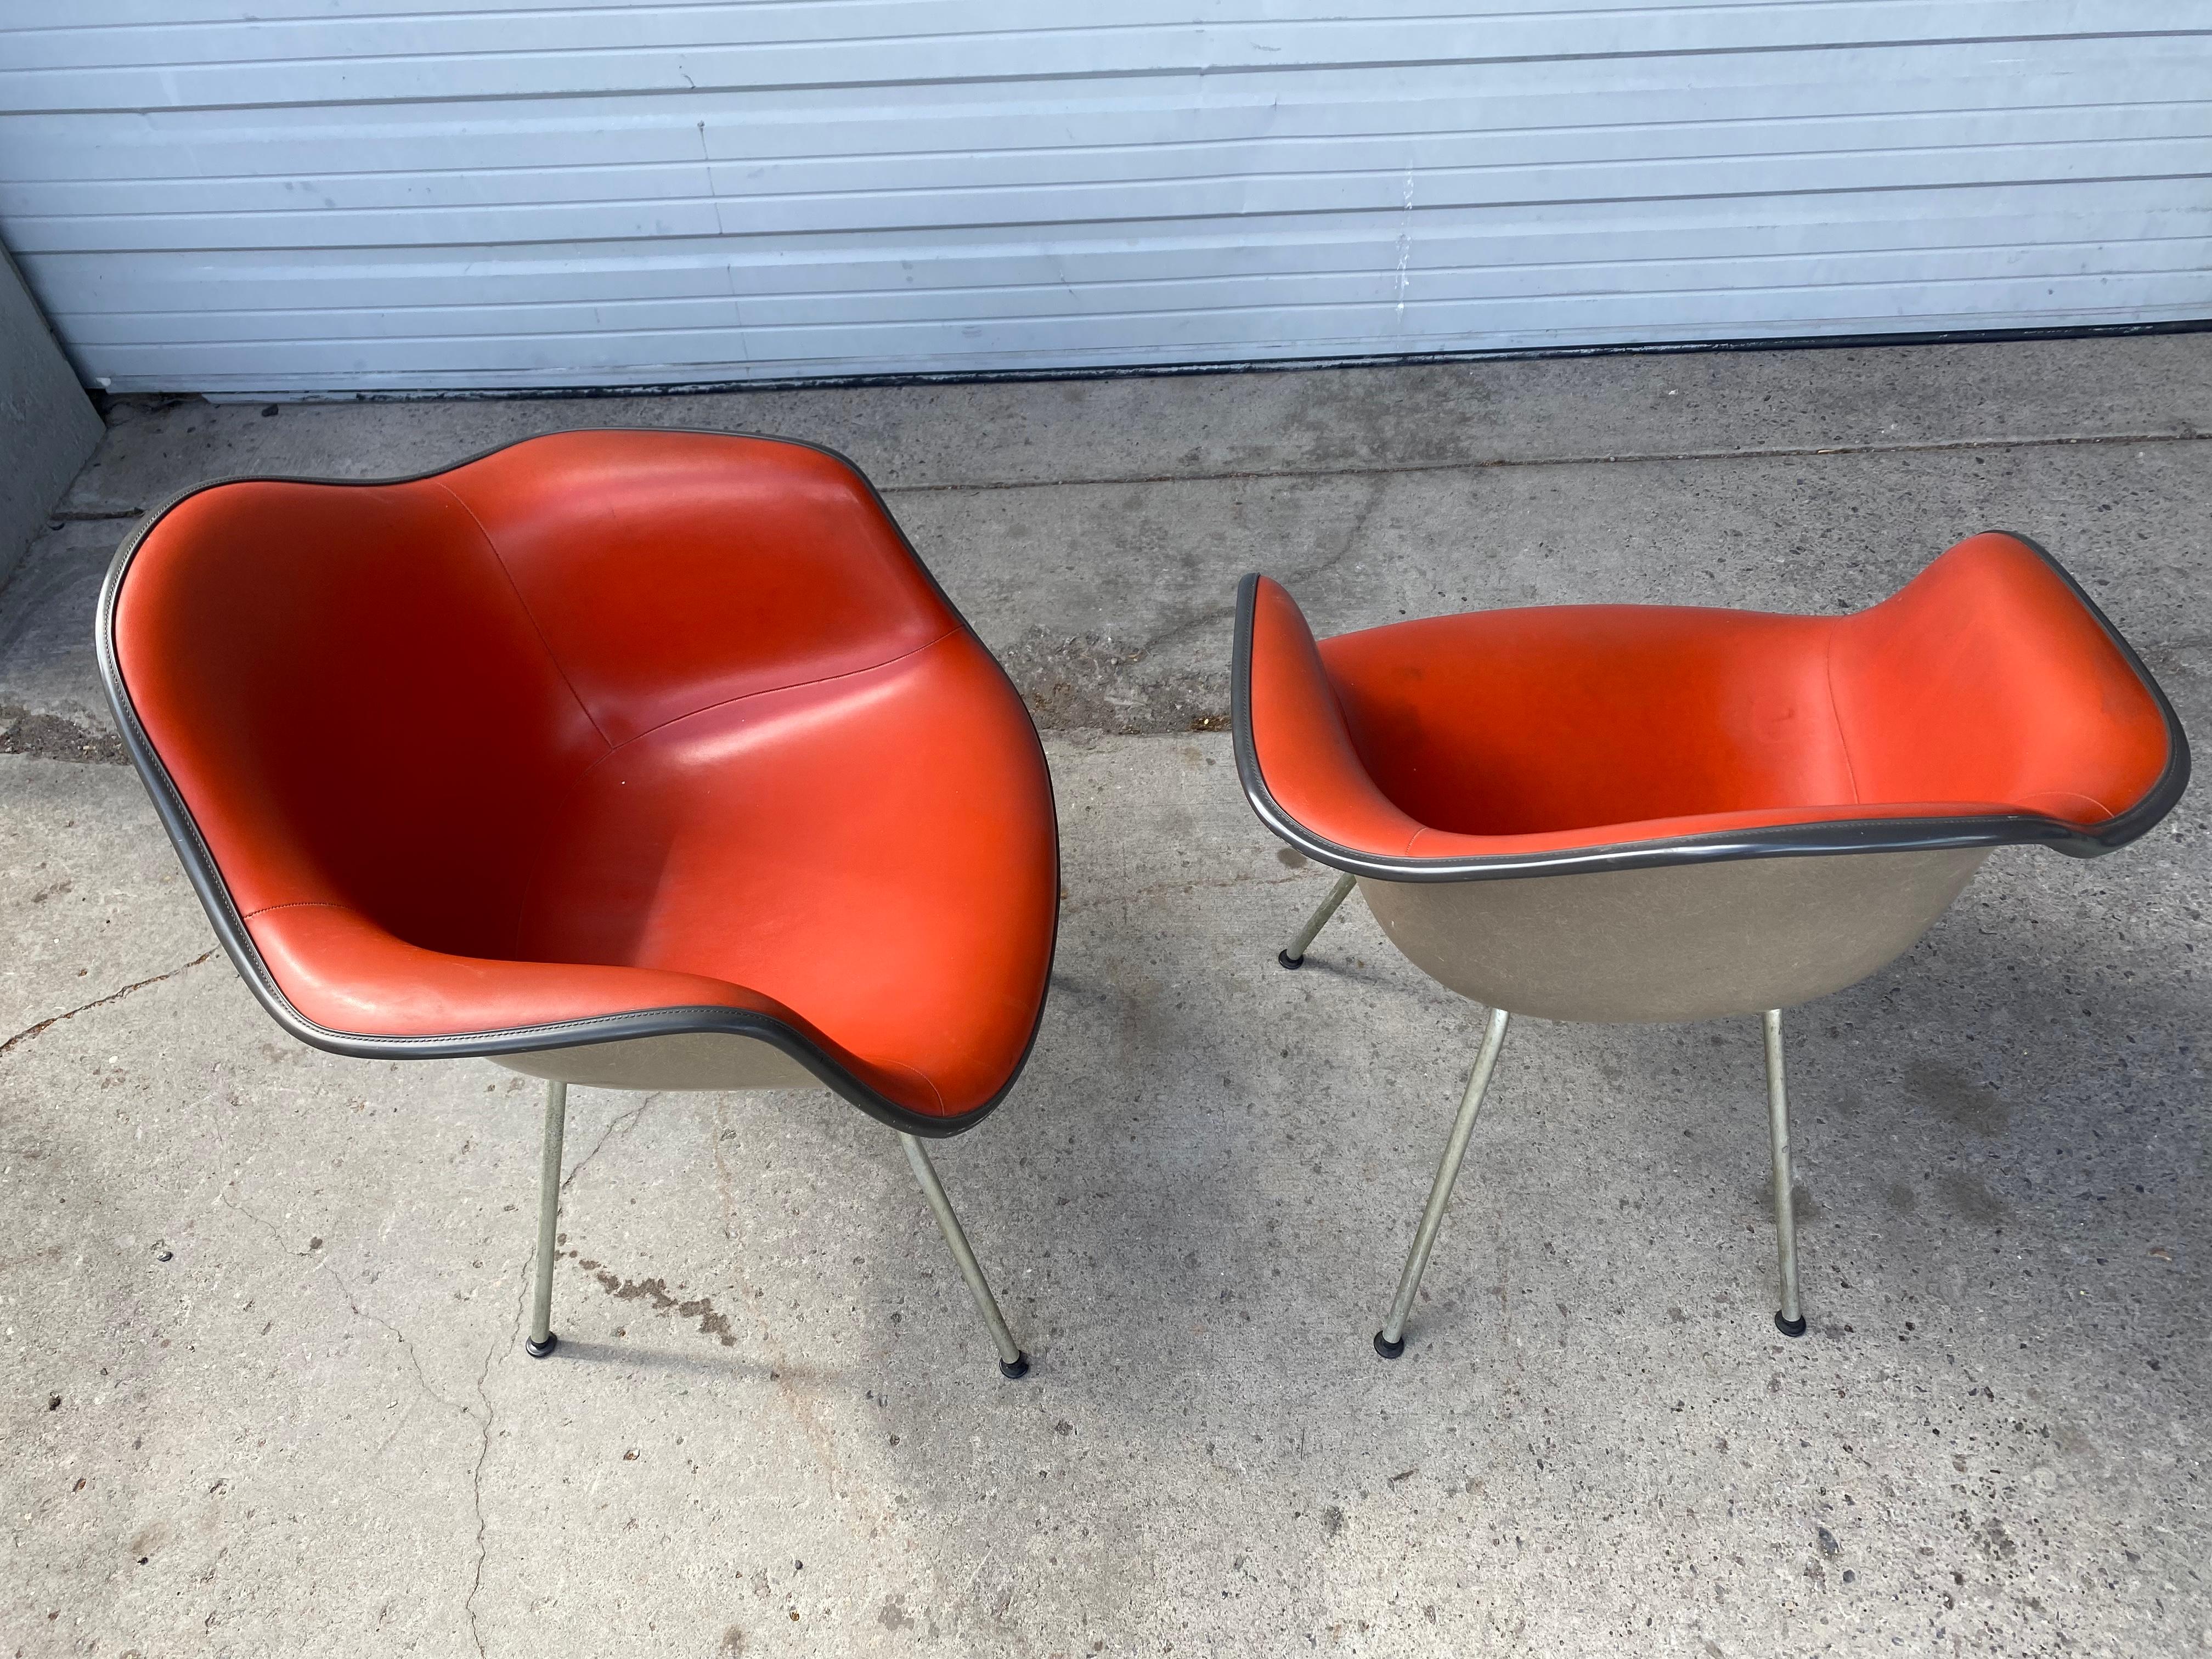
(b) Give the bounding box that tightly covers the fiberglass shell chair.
[99,429,1059,1379]
[1233,531,2186,1357]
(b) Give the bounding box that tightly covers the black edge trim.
[1228,539,2190,884]
[97,428,1063,1141]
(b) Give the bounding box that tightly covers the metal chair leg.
[1375,1005,1511,1359]
[525,1079,568,1358]
[1764,1009,1807,1338]
[1279,870,1356,969]
[900,1132,1029,1379]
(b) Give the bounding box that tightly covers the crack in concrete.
[1112,472,1388,672]
[336,1262,471,1417]
[460,1090,660,1651]
[0,949,216,1060]
[454,1090,668,1650]
[218,1185,471,1419]
[1286,472,1388,592]
[218,1175,512,1653]
[561,1091,658,1193]
[1016,473,1388,732]
[465,1259,527,1659]
[874,426,2212,498]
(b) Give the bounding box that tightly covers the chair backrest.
[1310,532,2175,838]
[445,431,952,746]
[104,430,956,961]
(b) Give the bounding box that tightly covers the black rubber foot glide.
[1278,951,1305,970]
[1373,1330,1406,1360]
[998,1353,1031,1380]
[524,1333,560,1358]
[1774,1312,1807,1339]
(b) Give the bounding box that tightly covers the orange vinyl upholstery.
[1235,533,2185,877]
[101,430,1059,1131]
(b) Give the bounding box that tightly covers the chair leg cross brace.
[901,1133,1030,1379]
[1375,1005,1511,1358]
[1279,871,1356,969]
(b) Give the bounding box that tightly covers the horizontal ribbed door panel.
[2,2,2207,393]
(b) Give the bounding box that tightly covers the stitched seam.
[1822,627,1864,806]
[578,624,961,777]
[240,899,353,921]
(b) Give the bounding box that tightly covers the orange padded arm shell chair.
[1233,532,2186,1356]
[100,430,1059,1378]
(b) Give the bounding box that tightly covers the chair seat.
[103,430,1058,1130]
[514,631,1053,1115]
[1234,532,2185,881]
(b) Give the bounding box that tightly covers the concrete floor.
[2,338,2207,1657]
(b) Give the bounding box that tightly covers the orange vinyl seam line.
[573,623,963,777]
[1821,624,1865,808]
[428,477,617,755]
[428,476,620,957]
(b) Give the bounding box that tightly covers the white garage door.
[2,2,2208,396]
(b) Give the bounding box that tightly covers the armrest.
[1234,574,1428,862]
[1829,532,2182,831]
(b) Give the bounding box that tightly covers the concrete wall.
[0,242,101,585]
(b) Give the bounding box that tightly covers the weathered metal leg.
[1375,1006,1511,1359]
[525,1079,568,1358]
[1279,870,1357,969]
[900,1133,1029,1379]
[1764,1009,1807,1338]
